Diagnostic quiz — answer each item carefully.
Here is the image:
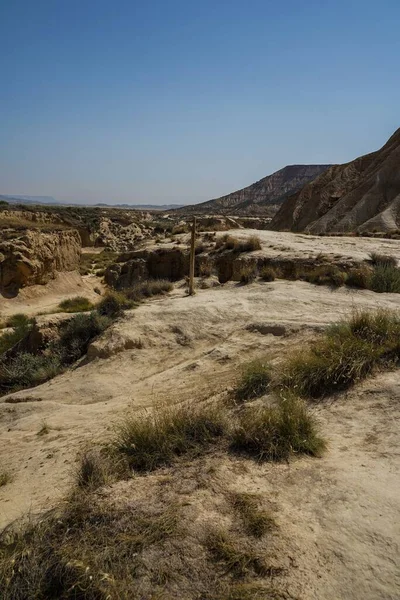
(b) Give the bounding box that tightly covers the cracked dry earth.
[1,276,400,599]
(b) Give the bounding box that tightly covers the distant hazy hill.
[180,165,332,215]
[0,195,186,211]
[0,194,58,205]
[271,129,400,233]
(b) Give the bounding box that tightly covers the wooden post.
[189,216,196,295]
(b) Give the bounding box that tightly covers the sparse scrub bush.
[57,312,110,364]
[124,279,173,302]
[259,266,276,281]
[369,252,397,267]
[346,265,371,288]
[113,403,227,472]
[239,263,257,284]
[235,360,271,401]
[76,449,115,490]
[239,235,261,252]
[216,234,261,253]
[205,529,271,577]
[306,265,347,287]
[199,260,213,277]
[58,296,94,313]
[231,392,325,461]
[0,492,180,600]
[369,264,400,293]
[0,315,34,355]
[283,310,400,398]
[0,353,61,395]
[97,290,134,317]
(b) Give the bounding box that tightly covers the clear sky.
[1,1,399,205]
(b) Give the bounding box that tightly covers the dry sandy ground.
[1,229,400,598]
[0,271,104,318]
[218,228,400,262]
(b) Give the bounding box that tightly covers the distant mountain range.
[0,195,185,211]
[271,129,400,233]
[179,165,332,215]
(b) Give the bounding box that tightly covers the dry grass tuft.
[58,296,94,313]
[205,529,273,577]
[231,392,325,461]
[239,263,258,284]
[369,252,397,267]
[113,403,228,472]
[283,310,400,399]
[124,279,173,302]
[259,266,276,282]
[235,360,271,401]
[229,493,275,538]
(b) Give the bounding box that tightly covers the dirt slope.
[181,165,331,215]
[271,128,400,233]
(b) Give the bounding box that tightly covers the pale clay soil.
[0,230,400,599]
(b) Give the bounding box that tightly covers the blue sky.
[1,0,399,205]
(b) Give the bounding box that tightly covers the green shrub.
[57,312,110,364]
[0,353,61,395]
[235,360,271,401]
[230,392,325,461]
[97,291,134,317]
[58,296,94,313]
[5,314,32,329]
[370,264,400,293]
[369,252,397,267]
[113,403,227,472]
[259,266,276,282]
[0,315,34,355]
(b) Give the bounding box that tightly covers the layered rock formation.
[181,165,331,215]
[0,230,81,297]
[271,129,400,234]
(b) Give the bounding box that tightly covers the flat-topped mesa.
[271,128,400,234]
[0,229,81,297]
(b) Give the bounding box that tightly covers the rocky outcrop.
[271,129,400,234]
[0,230,81,297]
[105,248,190,289]
[180,165,331,215]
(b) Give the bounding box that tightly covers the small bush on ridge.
[259,266,276,282]
[58,296,94,313]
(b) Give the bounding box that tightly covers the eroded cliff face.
[271,129,400,234]
[0,229,81,297]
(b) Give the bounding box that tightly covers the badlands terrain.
[0,209,399,599]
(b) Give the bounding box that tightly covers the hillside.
[271,128,400,233]
[181,164,331,215]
